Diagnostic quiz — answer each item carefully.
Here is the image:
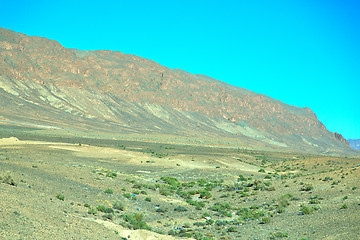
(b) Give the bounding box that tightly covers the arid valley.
[1,125,359,239]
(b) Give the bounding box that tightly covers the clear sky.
[1,0,359,139]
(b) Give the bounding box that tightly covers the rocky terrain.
[1,27,359,239]
[348,139,360,150]
[0,127,359,240]
[0,27,355,155]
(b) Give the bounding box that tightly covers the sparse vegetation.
[104,188,113,194]
[1,131,358,240]
[122,213,151,230]
[56,194,65,201]
[0,171,16,186]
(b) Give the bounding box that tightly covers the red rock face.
[334,132,349,145]
[0,27,354,154]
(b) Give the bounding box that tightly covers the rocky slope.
[0,27,355,155]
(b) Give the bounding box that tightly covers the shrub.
[123,193,131,199]
[199,190,212,199]
[260,217,271,224]
[258,169,266,173]
[205,219,214,225]
[160,177,179,187]
[309,199,320,204]
[236,207,265,221]
[174,206,188,212]
[88,207,97,215]
[104,188,113,194]
[123,213,151,230]
[133,183,143,189]
[300,205,316,215]
[106,172,117,178]
[340,204,348,209]
[300,184,314,191]
[56,194,65,201]
[215,220,228,226]
[0,171,16,186]
[323,176,331,181]
[145,197,152,202]
[102,213,113,220]
[237,174,247,181]
[156,207,167,213]
[270,232,289,239]
[186,199,206,210]
[112,201,124,211]
[159,189,171,196]
[193,221,206,226]
[96,205,107,212]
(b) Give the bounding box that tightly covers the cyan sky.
[1,0,359,139]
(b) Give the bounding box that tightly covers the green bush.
[104,188,113,194]
[88,207,98,215]
[193,222,206,227]
[174,206,188,212]
[340,204,348,209]
[159,189,171,196]
[299,205,319,215]
[123,213,151,230]
[123,193,131,199]
[160,177,179,187]
[260,217,271,224]
[56,194,65,201]
[145,197,152,202]
[133,183,142,189]
[96,205,107,212]
[236,207,265,221]
[301,184,314,191]
[199,190,212,199]
[309,199,320,204]
[237,174,247,181]
[156,207,167,213]
[106,172,117,178]
[113,202,124,211]
[205,219,214,225]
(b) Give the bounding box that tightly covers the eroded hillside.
[0,27,354,155]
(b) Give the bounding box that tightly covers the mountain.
[0,27,355,155]
[348,139,360,150]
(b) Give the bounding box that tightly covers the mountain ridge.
[0,27,355,155]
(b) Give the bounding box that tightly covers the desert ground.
[0,125,359,239]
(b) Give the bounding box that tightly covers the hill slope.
[0,27,354,155]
